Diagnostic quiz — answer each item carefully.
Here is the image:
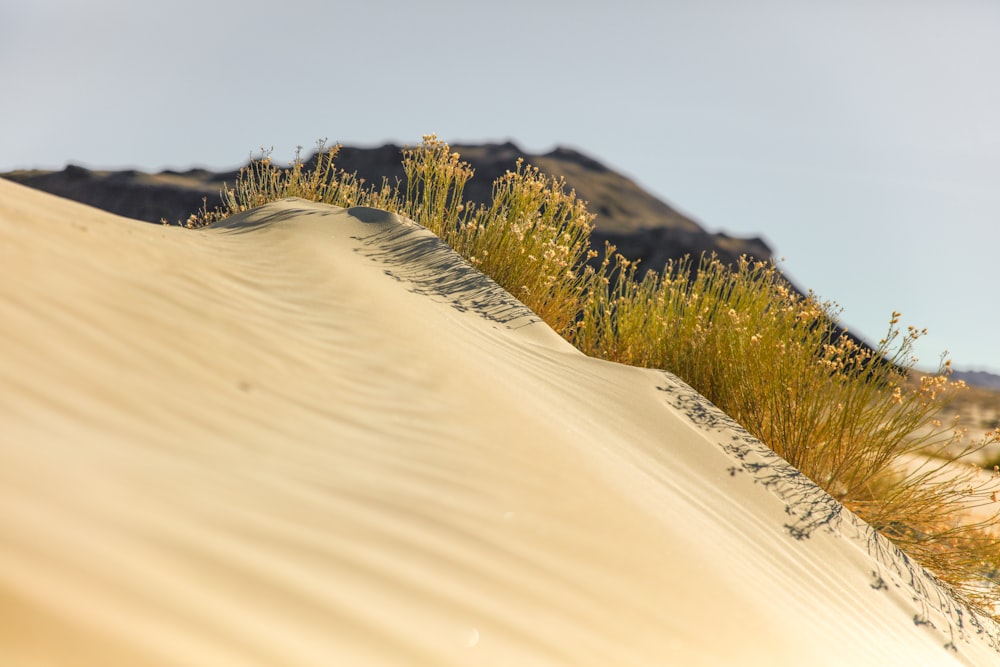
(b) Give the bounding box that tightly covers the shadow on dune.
[864,525,1000,654]
[206,203,335,233]
[352,221,542,331]
[656,372,1000,654]
[209,201,540,331]
[655,374,843,542]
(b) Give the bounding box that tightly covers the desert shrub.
[400,136,473,234]
[190,135,1000,614]
[187,141,399,227]
[459,159,596,336]
[402,138,595,335]
[192,135,596,337]
[576,249,1000,611]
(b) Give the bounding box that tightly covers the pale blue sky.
[3,0,998,372]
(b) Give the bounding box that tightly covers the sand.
[1,178,998,666]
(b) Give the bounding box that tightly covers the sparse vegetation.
[189,142,399,226]
[190,135,1000,615]
[191,136,596,338]
[401,140,595,336]
[577,250,1000,611]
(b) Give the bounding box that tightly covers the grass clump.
[577,250,1000,611]
[188,141,400,227]
[401,138,595,335]
[192,135,595,338]
[190,135,1000,615]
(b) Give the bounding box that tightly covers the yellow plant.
[188,140,398,227]
[399,136,596,335]
[192,135,595,336]
[576,250,1000,611]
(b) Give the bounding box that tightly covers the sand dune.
[1,179,998,666]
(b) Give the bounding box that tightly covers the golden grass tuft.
[188,141,399,227]
[189,135,1000,616]
[576,249,1000,611]
[191,135,595,337]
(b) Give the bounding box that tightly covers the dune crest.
[1,180,997,666]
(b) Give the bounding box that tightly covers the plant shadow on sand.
[211,202,539,330]
[207,204,328,233]
[353,217,542,331]
[656,372,1000,655]
[656,375,842,540]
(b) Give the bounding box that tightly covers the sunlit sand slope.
[1,180,997,666]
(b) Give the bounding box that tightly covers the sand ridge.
[1,180,997,665]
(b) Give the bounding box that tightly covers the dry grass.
[402,138,595,336]
[191,136,595,338]
[576,250,1000,612]
[187,141,399,227]
[190,136,1000,615]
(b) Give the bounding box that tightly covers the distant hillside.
[2,142,770,275]
[953,370,1000,391]
[2,164,231,229]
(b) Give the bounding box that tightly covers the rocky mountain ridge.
[2,142,771,275]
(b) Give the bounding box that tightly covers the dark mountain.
[322,142,773,274]
[2,142,770,275]
[2,164,233,228]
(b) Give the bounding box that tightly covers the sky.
[3,0,998,373]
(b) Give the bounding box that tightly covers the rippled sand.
[2,180,997,666]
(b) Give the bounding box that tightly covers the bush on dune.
[578,249,1000,611]
[189,135,1000,615]
[402,139,595,336]
[192,136,595,338]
